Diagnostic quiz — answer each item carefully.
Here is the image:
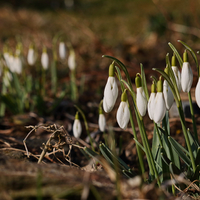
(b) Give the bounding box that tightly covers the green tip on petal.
[151,81,156,93]
[121,90,128,102]
[183,50,188,62]
[171,54,176,66]
[164,65,169,75]
[157,78,163,92]
[75,112,79,119]
[135,74,142,88]
[108,61,115,77]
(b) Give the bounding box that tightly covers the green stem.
[177,102,196,171]
[70,69,77,101]
[154,123,163,147]
[188,91,198,144]
[129,107,145,177]
[141,119,161,186]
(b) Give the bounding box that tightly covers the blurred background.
[0,0,200,116]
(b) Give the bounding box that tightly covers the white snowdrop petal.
[163,80,174,110]
[116,101,130,129]
[154,92,166,123]
[136,87,147,117]
[73,119,82,138]
[59,42,66,60]
[27,48,36,66]
[103,77,118,113]
[148,92,156,120]
[98,114,106,132]
[195,78,200,108]
[68,52,76,70]
[172,66,182,92]
[181,62,193,93]
[41,52,49,70]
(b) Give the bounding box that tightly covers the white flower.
[68,50,76,70]
[172,66,181,92]
[73,119,82,138]
[117,101,130,129]
[148,92,156,120]
[59,42,66,60]
[13,55,22,74]
[181,62,193,93]
[154,92,166,123]
[41,51,49,70]
[27,47,37,66]
[136,87,147,117]
[98,114,106,132]
[163,80,174,110]
[103,76,118,113]
[195,78,200,108]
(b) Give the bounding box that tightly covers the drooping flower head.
[116,90,130,129]
[195,78,200,108]
[68,48,76,71]
[98,104,106,132]
[27,43,37,66]
[154,77,166,124]
[103,62,118,113]
[181,50,193,93]
[73,112,82,138]
[171,54,181,92]
[135,74,147,117]
[59,41,67,60]
[41,46,49,70]
[163,66,174,110]
[148,81,156,120]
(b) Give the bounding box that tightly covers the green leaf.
[133,138,145,153]
[152,126,160,159]
[168,136,191,168]
[187,129,199,158]
[195,147,200,166]
[168,42,183,67]
[191,165,200,181]
[99,143,130,171]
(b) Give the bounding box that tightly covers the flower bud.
[154,79,166,123]
[136,75,147,117]
[59,42,67,60]
[116,90,130,129]
[181,51,193,93]
[41,47,49,70]
[68,49,76,70]
[195,78,200,108]
[73,112,82,138]
[27,45,37,66]
[103,62,118,113]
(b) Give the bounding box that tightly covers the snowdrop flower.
[13,55,22,74]
[41,47,49,70]
[116,90,130,129]
[154,78,166,124]
[148,81,156,120]
[27,44,37,66]
[103,62,118,113]
[171,54,181,92]
[181,51,193,93]
[98,106,106,132]
[73,112,82,138]
[163,66,174,110]
[59,41,67,60]
[68,49,76,70]
[135,75,147,117]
